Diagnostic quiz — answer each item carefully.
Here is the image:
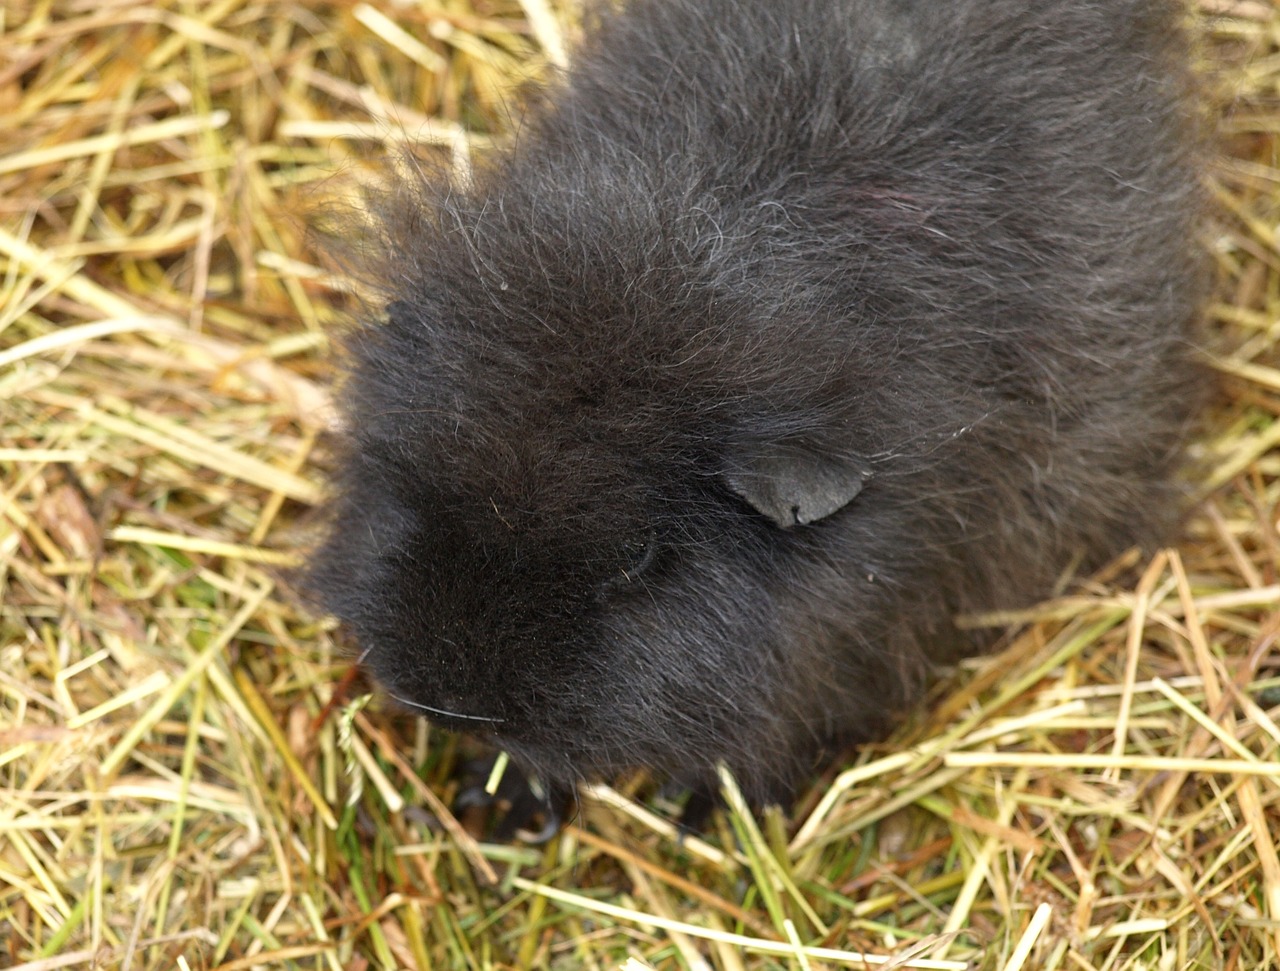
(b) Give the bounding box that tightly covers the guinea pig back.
[308,0,1207,804]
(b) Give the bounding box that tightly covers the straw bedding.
[2,1,1278,968]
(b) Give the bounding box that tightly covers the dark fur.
[308,0,1207,804]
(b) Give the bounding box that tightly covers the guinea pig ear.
[723,443,871,529]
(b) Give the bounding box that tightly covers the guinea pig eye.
[613,531,658,586]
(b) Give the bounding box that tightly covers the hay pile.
[2,1,1278,968]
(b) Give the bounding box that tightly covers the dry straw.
[2,1,1278,969]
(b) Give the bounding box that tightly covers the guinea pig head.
[309,274,893,800]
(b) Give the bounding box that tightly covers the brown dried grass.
[2,1,1278,969]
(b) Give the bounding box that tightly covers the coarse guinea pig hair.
[307,0,1210,809]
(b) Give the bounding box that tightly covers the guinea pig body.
[310,0,1206,803]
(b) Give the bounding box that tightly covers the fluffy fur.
[308,0,1207,804]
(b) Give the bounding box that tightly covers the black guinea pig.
[308,0,1208,807]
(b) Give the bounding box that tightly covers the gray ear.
[724,446,871,529]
